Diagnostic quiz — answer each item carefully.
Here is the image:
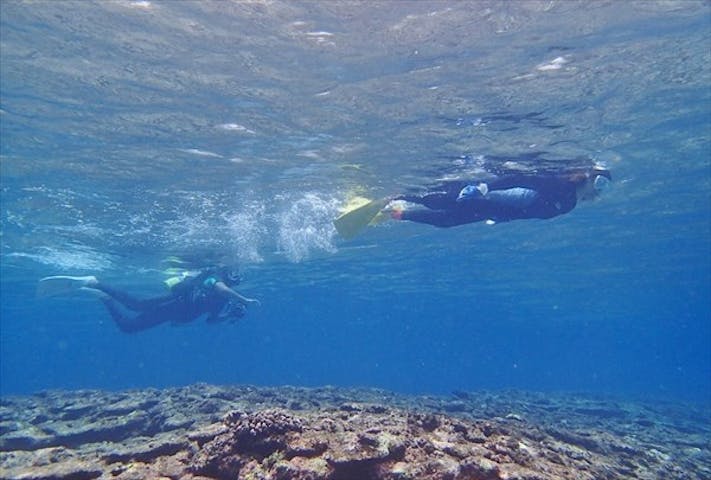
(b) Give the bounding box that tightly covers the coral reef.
[1,385,709,479]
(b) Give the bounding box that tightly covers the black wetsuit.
[395,173,582,228]
[95,269,243,333]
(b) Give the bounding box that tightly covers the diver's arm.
[484,187,539,208]
[487,174,570,192]
[214,281,261,307]
[457,181,539,207]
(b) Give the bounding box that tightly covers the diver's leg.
[395,192,454,210]
[398,209,460,227]
[398,206,486,227]
[100,298,171,333]
[92,282,174,312]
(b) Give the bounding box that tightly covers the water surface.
[1,0,709,401]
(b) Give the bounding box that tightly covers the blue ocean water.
[1,0,709,404]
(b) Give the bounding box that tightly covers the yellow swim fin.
[334,197,390,239]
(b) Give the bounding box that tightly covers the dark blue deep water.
[1,1,709,404]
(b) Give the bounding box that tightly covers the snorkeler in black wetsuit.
[389,166,611,227]
[85,266,261,333]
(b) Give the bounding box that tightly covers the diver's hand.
[456,183,488,202]
[245,297,261,307]
[215,282,262,308]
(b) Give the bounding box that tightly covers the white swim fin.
[36,275,97,298]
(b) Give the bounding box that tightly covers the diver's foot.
[386,200,406,220]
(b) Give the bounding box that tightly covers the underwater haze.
[1,0,710,403]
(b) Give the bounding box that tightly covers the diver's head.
[576,166,612,201]
[219,266,241,286]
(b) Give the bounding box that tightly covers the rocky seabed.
[1,384,709,479]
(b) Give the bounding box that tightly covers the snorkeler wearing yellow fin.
[333,196,391,239]
[334,165,611,238]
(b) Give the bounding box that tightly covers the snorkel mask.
[574,166,612,201]
[591,166,612,194]
[220,266,241,285]
[593,174,610,194]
